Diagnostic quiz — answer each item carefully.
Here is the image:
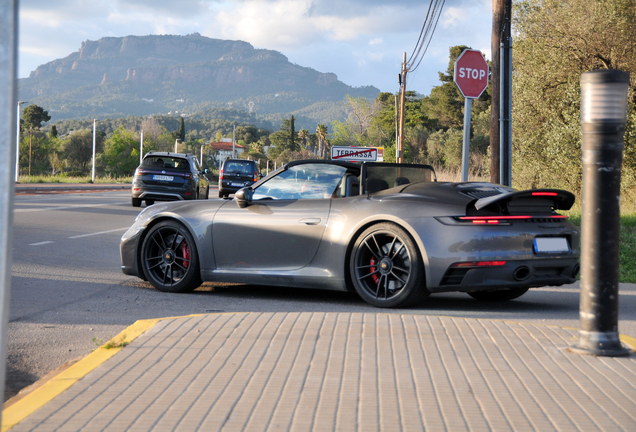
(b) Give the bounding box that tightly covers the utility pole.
[394,95,399,146]
[398,52,407,163]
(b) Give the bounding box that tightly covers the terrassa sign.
[331,146,378,162]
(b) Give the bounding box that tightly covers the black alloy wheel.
[350,223,429,308]
[140,220,202,293]
[467,287,529,301]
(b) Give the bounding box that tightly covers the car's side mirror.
[235,187,253,208]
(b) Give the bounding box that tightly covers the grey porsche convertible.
[121,160,580,308]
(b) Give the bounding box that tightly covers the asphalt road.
[7,190,636,401]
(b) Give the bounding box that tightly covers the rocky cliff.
[19,33,379,121]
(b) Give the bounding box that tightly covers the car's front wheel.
[140,220,202,293]
[350,223,429,308]
[467,288,529,301]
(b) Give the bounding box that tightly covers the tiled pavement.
[5,312,636,431]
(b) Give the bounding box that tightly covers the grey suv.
[218,159,258,198]
[132,152,209,207]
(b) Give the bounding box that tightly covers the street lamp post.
[140,130,145,164]
[91,119,96,183]
[174,139,181,153]
[15,101,27,182]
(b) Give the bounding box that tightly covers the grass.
[17,174,132,184]
[565,211,636,283]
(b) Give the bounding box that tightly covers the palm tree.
[316,124,328,159]
[298,129,309,151]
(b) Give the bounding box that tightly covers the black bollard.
[570,70,631,356]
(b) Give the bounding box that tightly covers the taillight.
[219,169,224,180]
[135,168,146,177]
[184,172,192,179]
[254,171,258,182]
[532,192,558,196]
[458,215,568,225]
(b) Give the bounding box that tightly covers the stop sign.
[454,49,489,99]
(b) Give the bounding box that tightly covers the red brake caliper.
[181,242,190,268]
[370,257,379,285]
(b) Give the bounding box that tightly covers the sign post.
[454,49,489,182]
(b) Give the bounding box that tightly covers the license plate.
[153,175,173,181]
[231,182,244,187]
[534,237,570,253]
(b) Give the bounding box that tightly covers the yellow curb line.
[1,314,209,432]
[2,312,634,431]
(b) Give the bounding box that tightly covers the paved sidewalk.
[4,313,636,431]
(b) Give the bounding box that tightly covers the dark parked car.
[132,152,209,207]
[121,160,580,308]
[218,158,258,198]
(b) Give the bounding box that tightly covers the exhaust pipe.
[572,264,580,278]
[513,266,530,281]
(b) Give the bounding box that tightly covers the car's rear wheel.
[145,199,155,206]
[140,220,202,293]
[350,223,429,308]
[205,186,209,199]
[218,191,225,198]
[132,197,142,207]
[467,288,529,301]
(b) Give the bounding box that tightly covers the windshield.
[253,163,347,200]
[143,156,189,171]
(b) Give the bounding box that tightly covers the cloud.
[18,0,493,93]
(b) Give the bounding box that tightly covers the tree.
[513,0,636,194]
[316,124,328,159]
[103,126,141,176]
[63,129,103,173]
[298,129,309,150]
[178,117,186,142]
[50,125,58,138]
[22,105,51,130]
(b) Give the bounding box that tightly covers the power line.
[406,0,446,73]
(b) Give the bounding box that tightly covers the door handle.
[300,218,321,225]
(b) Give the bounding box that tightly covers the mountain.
[18,33,380,125]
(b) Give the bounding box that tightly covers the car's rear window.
[224,161,255,174]
[143,156,190,170]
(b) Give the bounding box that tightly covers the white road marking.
[67,227,129,239]
[28,241,54,246]
[14,202,129,213]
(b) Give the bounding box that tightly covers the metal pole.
[499,41,505,185]
[174,138,180,153]
[461,98,472,182]
[570,70,630,357]
[14,101,25,182]
[232,125,236,158]
[506,37,513,186]
[200,144,203,163]
[139,130,144,164]
[0,1,18,425]
[91,119,96,183]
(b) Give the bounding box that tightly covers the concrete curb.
[14,184,130,193]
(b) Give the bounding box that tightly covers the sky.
[19,0,492,95]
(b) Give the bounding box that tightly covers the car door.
[212,163,346,271]
[213,198,330,270]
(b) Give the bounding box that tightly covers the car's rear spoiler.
[474,189,575,212]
